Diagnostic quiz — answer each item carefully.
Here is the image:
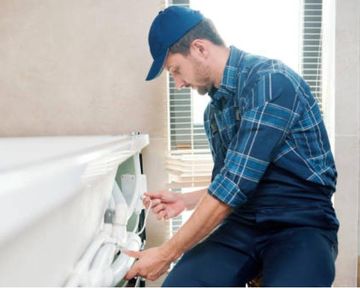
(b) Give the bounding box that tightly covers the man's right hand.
[143,191,186,220]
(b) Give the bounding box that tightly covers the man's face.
[165,50,213,95]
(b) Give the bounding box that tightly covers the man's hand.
[143,191,186,220]
[126,193,230,282]
[124,246,174,281]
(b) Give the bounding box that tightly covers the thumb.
[123,249,142,259]
[145,191,167,200]
[125,265,139,280]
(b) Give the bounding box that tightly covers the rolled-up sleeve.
[208,73,303,207]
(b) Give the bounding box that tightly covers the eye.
[170,67,180,76]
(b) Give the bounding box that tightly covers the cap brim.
[145,49,168,81]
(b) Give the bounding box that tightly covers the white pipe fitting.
[66,170,145,287]
[65,232,108,287]
[111,232,142,286]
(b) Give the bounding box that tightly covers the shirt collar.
[209,46,243,108]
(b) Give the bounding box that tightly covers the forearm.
[161,192,231,260]
[181,188,207,210]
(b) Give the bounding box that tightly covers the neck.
[211,46,230,88]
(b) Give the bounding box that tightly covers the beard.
[196,86,211,95]
[191,58,213,95]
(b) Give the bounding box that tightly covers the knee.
[161,271,181,287]
[161,263,203,287]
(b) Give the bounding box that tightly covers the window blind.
[166,0,213,238]
[167,0,210,153]
[302,0,323,111]
[167,0,213,188]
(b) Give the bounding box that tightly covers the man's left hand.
[124,246,173,281]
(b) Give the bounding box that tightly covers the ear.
[190,39,209,59]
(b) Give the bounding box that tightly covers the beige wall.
[0,2,170,285]
[0,0,166,138]
[333,0,360,286]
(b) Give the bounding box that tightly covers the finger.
[124,266,139,280]
[149,201,162,213]
[165,208,177,219]
[143,197,160,209]
[143,197,152,209]
[123,249,141,259]
[145,191,165,199]
[149,199,162,208]
[152,203,166,214]
[150,203,163,214]
[158,210,167,221]
[154,207,166,218]
[153,209,165,220]
[147,274,158,281]
[164,211,172,220]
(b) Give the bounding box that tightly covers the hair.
[169,18,225,55]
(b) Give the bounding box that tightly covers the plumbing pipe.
[112,182,127,211]
[111,183,129,247]
[111,232,142,286]
[80,198,131,286]
[65,231,108,287]
[84,209,117,286]
[81,232,141,287]
[66,209,114,287]
[67,173,145,287]
[66,205,143,287]
[86,243,117,286]
[112,204,128,247]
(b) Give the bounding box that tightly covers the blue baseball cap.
[146,6,204,81]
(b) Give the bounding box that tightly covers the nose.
[173,76,189,90]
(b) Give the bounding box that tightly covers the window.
[167,0,208,153]
[166,0,323,236]
[302,0,323,110]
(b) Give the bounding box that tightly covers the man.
[125,6,339,287]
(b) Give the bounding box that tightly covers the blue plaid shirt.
[204,47,338,228]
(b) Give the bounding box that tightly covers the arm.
[144,188,206,220]
[162,192,230,258]
[182,188,207,210]
[125,192,231,281]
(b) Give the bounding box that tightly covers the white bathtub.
[0,134,149,286]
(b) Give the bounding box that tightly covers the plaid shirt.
[204,46,337,209]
